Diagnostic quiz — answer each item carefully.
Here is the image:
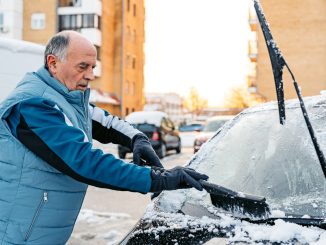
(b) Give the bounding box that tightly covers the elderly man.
[0,31,208,244]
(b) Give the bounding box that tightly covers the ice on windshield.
[190,97,326,217]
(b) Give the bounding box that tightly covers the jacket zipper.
[82,93,90,137]
[24,192,48,241]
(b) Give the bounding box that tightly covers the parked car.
[118,111,181,159]
[119,95,326,244]
[179,123,204,132]
[194,115,233,153]
[178,122,205,148]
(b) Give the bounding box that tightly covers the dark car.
[118,111,181,159]
[119,95,326,244]
[194,116,233,153]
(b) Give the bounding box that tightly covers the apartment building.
[144,92,183,123]
[248,0,326,101]
[0,0,145,117]
[91,0,145,117]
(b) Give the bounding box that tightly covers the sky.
[144,0,252,107]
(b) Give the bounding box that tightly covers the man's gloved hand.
[132,134,163,168]
[150,166,209,192]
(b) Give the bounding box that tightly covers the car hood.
[131,190,326,244]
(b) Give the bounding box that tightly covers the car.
[178,123,204,132]
[119,95,326,244]
[118,111,181,159]
[193,115,233,153]
[178,122,205,148]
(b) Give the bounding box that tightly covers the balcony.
[248,40,258,63]
[58,0,101,16]
[248,8,258,32]
[247,75,257,94]
[58,0,82,7]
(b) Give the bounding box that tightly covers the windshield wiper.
[200,181,326,229]
[254,0,326,178]
[200,180,270,218]
[244,216,326,230]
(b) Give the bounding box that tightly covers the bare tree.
[183,87,208,116]
[224,85,265,109]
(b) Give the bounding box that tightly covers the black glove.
[132,134,163,168]
[150,166,209,192]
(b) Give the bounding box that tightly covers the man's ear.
[47,55,57,74]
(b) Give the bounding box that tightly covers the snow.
[271,210,286,218]
[135,94,326,243]
[125,111,167,126]
[140,199,326,244]
[89,89,120,105]
[234,219,322,243]
[0,37,44,54]
[77,209,131,224]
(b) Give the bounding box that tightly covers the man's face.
[49,38,97,92]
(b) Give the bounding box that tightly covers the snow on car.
[119,95,326,244]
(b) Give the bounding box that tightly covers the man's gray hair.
[44,33,70,67]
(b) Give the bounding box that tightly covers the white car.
[194,116,233,153]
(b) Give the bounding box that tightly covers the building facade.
[0,0,145,117]
[144,92,183,123]
[91,0,145,117]
[248,0,326,101]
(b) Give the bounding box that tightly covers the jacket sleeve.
[89,104,142,148]
[6,98,152,193]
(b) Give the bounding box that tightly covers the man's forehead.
[67,45,97,61]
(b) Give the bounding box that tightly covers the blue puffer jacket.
[0,67,152,244]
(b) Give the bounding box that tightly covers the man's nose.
[84,67,95,81]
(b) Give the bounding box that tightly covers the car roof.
[125,111,168,126]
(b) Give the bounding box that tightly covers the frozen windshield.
[191,101,326,218]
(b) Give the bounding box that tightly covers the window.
[95,45,101,61]
[133,4,136,16]
[59,15,70,30]
[31,13,46,30]
[126,26,131,39]
[125,107,129,116]
[126,55,130,68]
[127,0,130,12]
[70,15,77,29]
[83,14,94,28]
[59,14,100,31]
[125,80,129,94]
[132,29,136,42]
[132,57,136,69]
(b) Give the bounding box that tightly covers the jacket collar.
[34,66,90,106]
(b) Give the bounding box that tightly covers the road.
[68,142,195,245]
